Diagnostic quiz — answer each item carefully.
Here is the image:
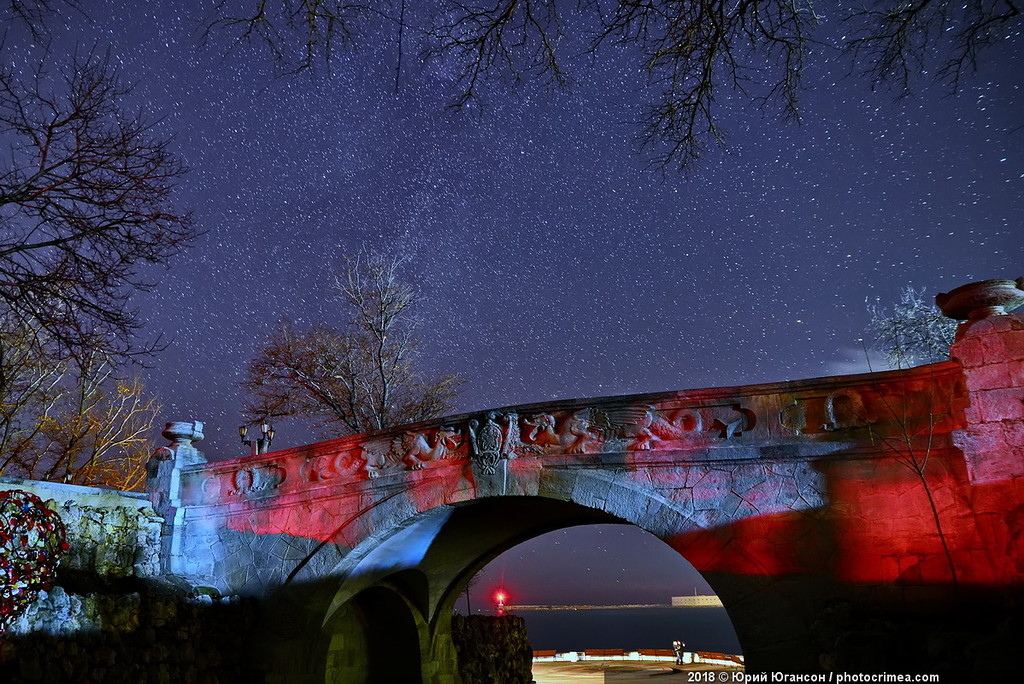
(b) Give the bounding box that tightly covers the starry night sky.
[9,1,1021,606]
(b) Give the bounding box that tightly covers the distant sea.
[516,607,741,655]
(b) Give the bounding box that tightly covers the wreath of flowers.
[0,489,69,632]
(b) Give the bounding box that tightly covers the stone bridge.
[147,299,1024,681]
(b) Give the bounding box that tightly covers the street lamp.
[240,421,275,456]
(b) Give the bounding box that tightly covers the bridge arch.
[294,467,792,682]
[336,584,426,683]
[155,312,1024,679]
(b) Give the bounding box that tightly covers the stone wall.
[450,615,533,684]
[950,313,1024,485]
[0,478,161,582]
[0,478,258,683]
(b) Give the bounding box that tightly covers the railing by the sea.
[506,604,671,611]
[532,649,744,667]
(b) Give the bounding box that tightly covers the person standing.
[672,639,685,665]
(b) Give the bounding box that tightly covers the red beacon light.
[493,589,508,615]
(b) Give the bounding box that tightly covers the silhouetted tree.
[0,51,194,361]
[845,0,1020,92]
[207,1,1020,169]
[0,6,189,492]
[243,250,460,436]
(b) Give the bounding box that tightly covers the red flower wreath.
[0,490,69,632]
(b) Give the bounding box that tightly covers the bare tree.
[48,373,158,491]
[244,321,369,434]
[207,1,1018,170]
[0,50,195,360]
[0,0,187,493]
[243,251,461,437]
[428,1,814,168]
[0,319,65,471]
[867,285,957,369]
[425,0,568,109]
[0,324,161,491]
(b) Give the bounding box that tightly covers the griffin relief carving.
[403,426,462,470]
[522,409,599,454]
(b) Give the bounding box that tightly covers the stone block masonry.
[0,479,161,582]
[450,615,533,684]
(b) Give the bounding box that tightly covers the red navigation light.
[493,589,509,616]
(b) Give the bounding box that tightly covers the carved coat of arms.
[468,412,518,474]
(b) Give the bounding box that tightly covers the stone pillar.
[939,279,1024,484]
[146,420,206,576]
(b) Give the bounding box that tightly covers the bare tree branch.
[243,250,461,437]
[0,50,195,360]
[597,1,814,169]
[2,0,82,40]
[205,0,384,73]
[844,0,1020,93]
[427,0,568,108]
[205,1,1020,170]
[0,321,161,490]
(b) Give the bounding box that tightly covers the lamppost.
[240,421,275,456]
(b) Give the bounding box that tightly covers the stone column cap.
[936,278,1024,321]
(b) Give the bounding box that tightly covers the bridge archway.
[345,585,424,683]
[314,471,756,683]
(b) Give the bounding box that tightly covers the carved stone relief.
[201,399,780,494]
[301,450,366,482]
[522,409,599,454]
[590,405,658,451]
[522,413,560,447]
[229,463,286,496]
[779,400,807,436]
[709,405,757,439]
[651,408,703,439]
[468,412,519,473]
[359,439,395,479]
[823,390,866,431]
[201,474,223,498]
[518,404,713,453]
[403,426,462,470]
